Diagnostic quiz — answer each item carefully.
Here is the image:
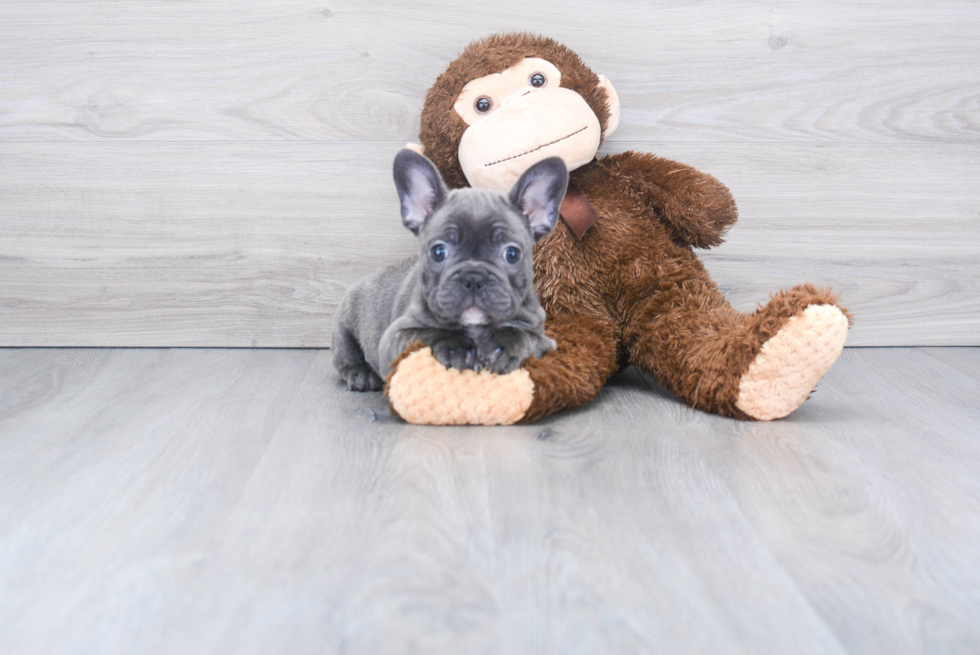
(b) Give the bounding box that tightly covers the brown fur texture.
[406,33,850,422]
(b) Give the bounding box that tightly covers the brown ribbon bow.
[559,183,599,239]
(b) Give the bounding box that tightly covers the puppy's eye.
[430,243,447,262]
[475,96,492,113]
[504,246,521,264]
[529,73,547,88]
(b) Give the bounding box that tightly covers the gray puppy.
[332,148,567,391]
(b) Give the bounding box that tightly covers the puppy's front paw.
[429,333,476,372]
[476,339,523,375]
[477,332,553,374]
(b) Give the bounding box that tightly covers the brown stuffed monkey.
[385,33,850,425]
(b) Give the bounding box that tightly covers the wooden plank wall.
[1,0,977,347]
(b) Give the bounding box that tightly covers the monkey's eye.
[504,246,521,264]
[474,96,492,113]
[430,243,447,262]
[529,72,547,88]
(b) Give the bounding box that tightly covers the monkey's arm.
[384,311,619,425]
[602,151,738,249]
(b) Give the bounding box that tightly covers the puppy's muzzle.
[458,268,489,293]
[432,265,513,324]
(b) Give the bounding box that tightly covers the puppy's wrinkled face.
[419,190,533,326]
[393,148,568,327]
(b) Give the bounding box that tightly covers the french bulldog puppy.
[332,149,567,391]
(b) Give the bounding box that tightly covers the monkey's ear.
[598,75,620,139]
[393,149,447,234]
[509,157,568,241]
[404,143,425,155]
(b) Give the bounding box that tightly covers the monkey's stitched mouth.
[484,126,589,167]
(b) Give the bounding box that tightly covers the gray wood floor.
[1,347,978,654]
[2,1,978,347]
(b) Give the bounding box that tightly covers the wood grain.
[1,141,976,346]
[1,347,978,653]
[0,0,976,144]
[725,349,980,654]
[0,0,977,346]
[920,346,980,381]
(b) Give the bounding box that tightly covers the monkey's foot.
[736,304,849,420]
[385,344,534,425]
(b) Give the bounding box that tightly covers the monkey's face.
[452,57,618,192]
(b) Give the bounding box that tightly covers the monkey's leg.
[624,282,850,420]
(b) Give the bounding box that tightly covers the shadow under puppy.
[333,149,567,391]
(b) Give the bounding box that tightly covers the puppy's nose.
[460,269,488,293]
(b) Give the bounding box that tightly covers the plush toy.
[385,33,850,425]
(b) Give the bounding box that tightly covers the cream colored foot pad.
[736,305,849,421]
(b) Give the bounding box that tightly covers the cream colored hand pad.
[736,305,849,420]
[387,347,535,425]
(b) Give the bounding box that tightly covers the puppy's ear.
[508,157,569,241]
[393,149,447,235]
